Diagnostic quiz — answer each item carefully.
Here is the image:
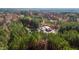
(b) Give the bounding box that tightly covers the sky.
[0,0,79,8]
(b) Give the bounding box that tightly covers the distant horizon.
[0,8,79,13]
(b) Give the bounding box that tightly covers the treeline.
[0,18,79,50]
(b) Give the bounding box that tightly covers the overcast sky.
[0,0,79,8]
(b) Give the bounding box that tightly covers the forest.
[0,15,79,50]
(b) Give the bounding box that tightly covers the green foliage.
[0,16,79,50]
[8,21,47,50]
[8,22,29,49]
[47,33,72,50]
[59,22,79,33]
[59,22,79,49]
[0,27,9,49]
[27,31,47,50]
[60,30,79,49]
[20,17,39,31]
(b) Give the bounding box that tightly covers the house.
[38,25,56,33]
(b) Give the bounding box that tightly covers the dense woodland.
[0,15,79,50]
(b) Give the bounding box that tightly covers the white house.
[38,25,56,33]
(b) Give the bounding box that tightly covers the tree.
[61,30,79,49]
[59,22,79,33]
[20,17,39,31]
[8,21,29,49]
[47,33,72,50]
[27,31,47,50]
[0,26,9,49]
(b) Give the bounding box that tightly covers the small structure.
[38,25,56,33]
